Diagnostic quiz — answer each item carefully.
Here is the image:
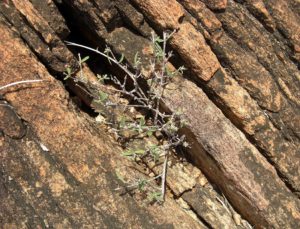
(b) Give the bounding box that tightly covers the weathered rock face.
[0,10,205,228]
[0,0,299,228]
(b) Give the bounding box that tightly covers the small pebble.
[149,172,155,177]
[37,191,43,197]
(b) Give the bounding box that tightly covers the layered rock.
[1,0,300,228]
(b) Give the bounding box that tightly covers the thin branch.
[0,79,44,91]
[66,42,148,101]
[114,174,162,191]
[161,153,168,201]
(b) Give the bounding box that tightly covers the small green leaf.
[139,116,145,126]
[180,118,189,128]
[165,68,174,77]
[146,130,153,137]
[146,127,157,137]
[104,47,110,54]
[63,67,72,80]
[134,52,139,62]
[98,91,108,102]
[178,65,186,74]
[122,149,145,157]
[155,37,164,43]
[147,79,152,86]
[80,56,90,63]
[104,47,112,64]
[119,116,127,128]
[133,52,141,68]
[115,169,126,183]
[183,141,189,148]
[155,43,163,57]
[97,74,110,83]
[137,179,148,190]
[118,53,124,63]
[148,191,162,202]
[148,145,161,162]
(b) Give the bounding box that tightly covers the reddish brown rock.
[164,76,300,228]
[0,0,76,74]
[132,0,185,30]
[263,0,300,62]
[183,185,248,229]
[1,0,300,228]
[201,0,228,10]
[243,0,276,31]
[133,0,220,81]
[29,0,70,38]
[169,22,220,81]
[181,0,222,35]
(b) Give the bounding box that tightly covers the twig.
[0,103,14,109]
[161,153,168,201]
[216,196,231,214]
[114,174,162,191]
[0,79,43,91]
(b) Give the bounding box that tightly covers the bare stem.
[0,79,43,91]
[114,174,162,191]
[161,153,168,201]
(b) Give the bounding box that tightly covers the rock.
[201,0,228,11]
[105,25,300,227]
[1,0,300,228]
[169,22,220,81]
[183,185,239,229]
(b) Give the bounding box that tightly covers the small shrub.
[66,31,189,203]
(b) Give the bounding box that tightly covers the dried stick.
[0,79,43,91]
[161,153,168,201]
